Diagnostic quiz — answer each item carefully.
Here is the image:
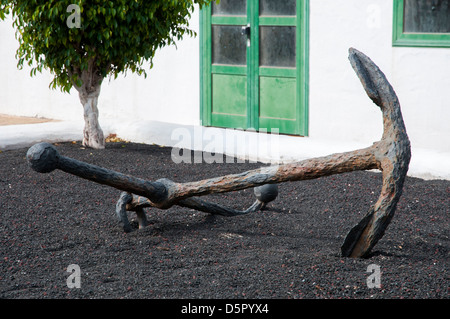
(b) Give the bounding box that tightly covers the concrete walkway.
[0,116,449,180]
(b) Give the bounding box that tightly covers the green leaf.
[2,0,215,93]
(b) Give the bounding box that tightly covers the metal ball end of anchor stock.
[253,183,278,204]
[26,142,59,173]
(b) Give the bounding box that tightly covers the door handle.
[241,24,251,37]
[241,24,251,47]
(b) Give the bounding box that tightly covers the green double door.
[200,0,309,135]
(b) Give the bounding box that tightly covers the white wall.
[1,1,449,157]
[391,47,450,152]
[99,10,201,126]
[0,9,201,126]
[309,0,450,154]
[0,15,80,120]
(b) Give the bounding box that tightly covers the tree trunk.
[70,59,106,149]
[78,85,105,149]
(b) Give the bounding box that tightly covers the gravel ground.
[0,141,448,300]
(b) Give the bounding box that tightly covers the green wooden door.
[200,0,309,135]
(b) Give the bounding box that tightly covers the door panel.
[212,75,247,116]
[208,0,249,129]
[259,77,296,120]
[257,2,298,134]
[201,0,309,136]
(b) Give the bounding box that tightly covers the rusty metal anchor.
[26,48,410,258]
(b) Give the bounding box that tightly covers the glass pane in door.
[259,26,296,67]
[260,0,296,16]
[212,25,247,65]
[212,0,247,16]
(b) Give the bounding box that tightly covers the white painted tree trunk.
[70,59,106,149]
[79,85,104,149]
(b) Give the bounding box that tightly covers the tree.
[0,0,215,149]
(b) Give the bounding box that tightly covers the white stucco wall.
[309,0,450,154]
[98,10,201,126]
[0,14,80,121]
[0,8,201,126]
[0,1,449,178]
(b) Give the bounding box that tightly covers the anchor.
[26,48,411,258]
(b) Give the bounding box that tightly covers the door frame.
[200,0,309,136]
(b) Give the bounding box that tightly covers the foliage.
[0,0,215,92]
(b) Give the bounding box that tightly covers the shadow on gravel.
[0,141,448,299]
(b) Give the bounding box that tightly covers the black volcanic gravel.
[0,141,448,299]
